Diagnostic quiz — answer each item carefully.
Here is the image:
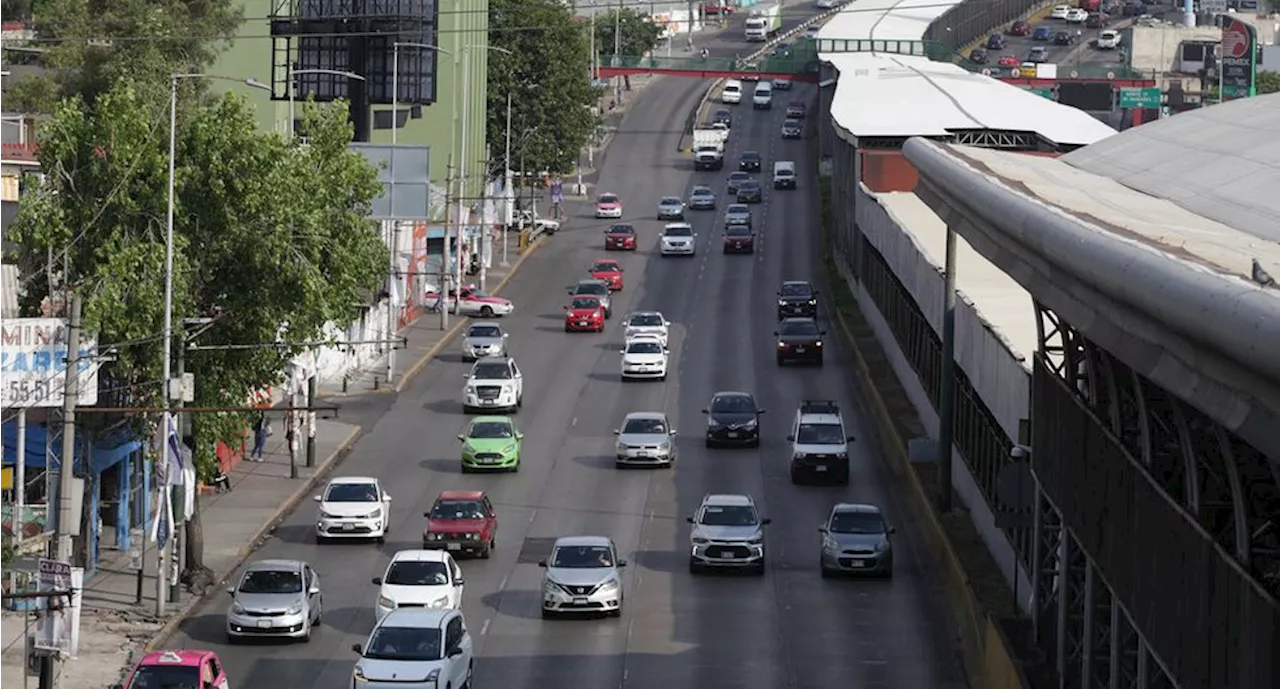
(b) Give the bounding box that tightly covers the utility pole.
[502,92,513,267]
[441,156,453,332]
[479,144,491,291]
[169,343,186,604]
[614,1,623,106]
[305,375,317,467]
[51,294,82,689]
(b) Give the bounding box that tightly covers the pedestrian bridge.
[596,54,821,82]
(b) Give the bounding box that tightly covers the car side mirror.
[786,434,795,441]
[618,349,625,354]
[383,494,392,501]
[537,559,548,567]
[516,432,524,439]
[564,305,570,310]
[352,643,362,654]
[309,586,321,595]
[312,495,322,502]
[503,333,509,338]
[686,516,694,523]
[758,409,766,414]
[371,577,382,585]
[817,526,827,534]
[820,331,827,336]
[772,331,779,336]
[456,434,465,442]
[761,518,772,525]
[669,429,677,435]
[225,586,235,594]
[455,576,466,585]
[700,409,708,414]
[847,435,856,442]
[889,526,897,534]
[664,321,671,326]
[613,429,620,435]
[617,560,628,568]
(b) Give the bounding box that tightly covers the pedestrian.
[250,412,270,461]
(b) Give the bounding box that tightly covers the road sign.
[1118,86,1161,108]
[0,319,99,408]
[1106,71,1116,79]
[1010,67,1021,77]
[1069,69,1079,78]
[980,67,992,76]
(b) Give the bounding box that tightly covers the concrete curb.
[142,424,365,652]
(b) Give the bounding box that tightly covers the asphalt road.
[982,14,1128,70]
[163,13,967,689]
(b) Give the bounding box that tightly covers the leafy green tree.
[8,83,387,588]
[488,0,600,175]
[1257,71,1280,95]
[590,8,665,62]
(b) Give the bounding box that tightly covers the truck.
[692,128,728,170]
[744,4,781,42]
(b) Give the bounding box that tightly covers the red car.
[118,650,230,689]
[589,258,624,290]
[723,225,756,254]
[422,490,498,558]
[1008,20,1031,36]
[997,54,1020,67]
[604,224,637,250]
[703,1,732,15]
[564,295,606,332]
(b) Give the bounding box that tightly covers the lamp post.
[287,67,366,138]
[458,44,513,295]
[163,73,269,616]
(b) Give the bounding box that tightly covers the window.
[550,545,614,568]
[446,617,463,649]
[239,569,302,594]
[626,341,663,355]
[796,423,844,444]
[699,505,758,526]
[431,500,487,520]
[468,325,501,338]
[622,417,667,434]
[385,561,450,586]
[207,658,222,681]
[468,422,514,439]
[829,511,885,534]
[365,626,443,661]
[472,362,513,379]
[127,665,199,689]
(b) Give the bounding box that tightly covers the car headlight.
[658,442,672,453]
[378,595,395,609]
[877,540,890,552]
[232,601,245,614]
[466,386,478,395]
[747,536,763,545]
[794,452,807,459]
[707,419,723,428]
[363,508,382,520]
[423,669,441,683]
[692,537,709,545]
[808,299,817,305]
[353,665,367,682]
[777,299,786,306]
[286,602,303,615]
[743,419,758,428]
[823,537,838,551]
[427,532,443,541]
[466,532,479,541]
[815,340,823,347]
[616,441,627,453]
[598,579,620,593]
[430,595,452,609]
[502,443,518,454]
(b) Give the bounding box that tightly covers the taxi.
[114,650,229,689]
[589,259,624,291]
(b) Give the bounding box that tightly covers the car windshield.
[785,119,801,127]
[712,395,755,413]
[789,102,805,109]
[607,225,633,235]
[239,569,302,594]
[325,483,379,502]
[127,665,200,689]
[780,320,819,336]
[742,152,760,160]
[571,297,601,309]
[627,341,663,354]
[797,423,845,444]
[623,417,667,434]
[551,545,614,568]
[727,204,748,214]
[598,194,619,204]
[700,505,759,526]
[776,169,794,177]
[590,262,618,273]
[577,282,608,295]
[469,421,514,439]
[692,187,712,196]
[385,561,450,586]
[729,172,749,181]
[664,226,693,237]
[431,499,487,520]
[739,180,759,189]
[629,314,664,327]
[780,283,811,297]
[467,325,500,338]
[472,363,512,379]
[830,511,887,535]
[661,197,681,205]
[363,626,443,661]
[726,226,752,236]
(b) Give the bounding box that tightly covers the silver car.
[539,535,627,617]
[567,279,612,318]
[656,196,685,220]
[688,186,717,210]
[624,311,671,347]
[225,559,323,642]
[614,411,676,468]
[687,494,770,574]
[461,321,508,361]
[724,203,752,228]
[819,503,895,577]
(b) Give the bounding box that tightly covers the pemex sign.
[1219,16,1258,101]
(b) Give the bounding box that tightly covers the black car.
[723,225,755,254]
[986,34,1006,50]
[1085,12,1108,28]
[739,151,762,172]
[771,42,792,57]
[781,118,803,139]
[777,280,818,318]
[712,108,732,127]
[702,391,764,447]
[726,171,751,195]
[1053,31,1076,46]
[736,180,763,203]
[775,318,825,366]
[969,48,989,64]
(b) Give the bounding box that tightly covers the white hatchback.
[721,80,743,104]
[372,550,465,620]
[1050,4,1071,18]
[659,223,697,256]
[624,311,671,347]
[314,477,392,543]
[620,335,669,381]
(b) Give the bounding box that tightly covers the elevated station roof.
[815,0,955,42]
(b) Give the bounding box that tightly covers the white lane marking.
[528,509,538,524]
[480,618,492,636]
[572,416,578,426]
[498,574,509,591]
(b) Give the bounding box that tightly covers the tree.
[7,83,388,590]
[1257,71,1280,95]
[590,8,665,92]
[488,0,601,175]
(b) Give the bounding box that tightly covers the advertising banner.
[33,558,80,655]
[0,319,99,408]
[1219,16,1258,101]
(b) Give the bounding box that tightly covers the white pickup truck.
[744,4,781,42]
[692,128,728,170]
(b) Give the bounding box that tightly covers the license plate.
[721,551,737,559]
[795,347,805,353]
[341,523,355,530]
[636,452,651,457]
[816,466,828,472]
[727,432,739,438]
[579,321,588,326]
[447,543,462,551]
[572,597,588,605]
[850,560,867,568]
[257,620,271,628]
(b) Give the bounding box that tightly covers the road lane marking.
[528,508,538,524]
[572,416,578,426]
[480,618,492,636]
[498,574,509,591]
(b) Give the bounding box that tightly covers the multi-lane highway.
[163,11,967,689]
[984,13,1128,69]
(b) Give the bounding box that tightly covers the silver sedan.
[224,559,323,642]
[461,321,509,361]
[656,196,686,220]
[724,203,752,228]
[614,411,676,468]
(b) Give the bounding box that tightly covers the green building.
[209,0,490,216]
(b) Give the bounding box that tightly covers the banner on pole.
[34,559,75,655]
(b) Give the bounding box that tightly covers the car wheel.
[790,468,801,484]
[376,533,385,544]
[820,565,835,579]
[659,374,667,381]
[705,438,715,449]
[689,559,702,575]
[816,356,824,367]
[753,562,766,576]
[464,664,475,689]
[480,305,494,318]
[605,308,612,319]
[615,461,626,470]
[315,533,326,544]
[564,325,572,332]
[462,406,473,415]
[314,600,323,625]
[609,606,623,618]
[541,608,557,619]
[776,356,784,366]
[517,394,524,408]
[300,620,312,643]
[480,544,492,559]
[461,464,473,474]
[225,633,239,645]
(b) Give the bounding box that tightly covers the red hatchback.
[564,296,606,332]
[604,224,637,250]
[589,258,624,290]
[1009,20,1031,35]
[422,490,498,559]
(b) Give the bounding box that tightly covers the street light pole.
[502,91,512,267]
[287,67,366,139]
[458,44,514,296]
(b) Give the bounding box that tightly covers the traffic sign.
[981,67,992,76]
[1106,71,1116,79]
[1069,69,1079,78]
[1118,86,1161,108]
[1010,67,1021,77]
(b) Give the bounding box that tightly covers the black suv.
[712,108,732,127]
[775,318,825,366]
[702,391,764,447]
[776,280,818,318]
[739,151,762,172]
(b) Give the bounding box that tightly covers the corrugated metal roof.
[824,53,1117,145]
[1062,93,1280,244]
[815,0,960,41]
[2,263,21,318]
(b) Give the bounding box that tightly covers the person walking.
[250,412,270,461]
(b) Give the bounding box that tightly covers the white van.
[721,80,743,105]
[752,82,773,110]
[773,161,797,189]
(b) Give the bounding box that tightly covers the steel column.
[1080,563,1095,689]
[1128,370,1153,467]
[1056,532,1073,687]
[1214,424,1251,564]
[1136,644,1149,688]
[1170,400,1202,514]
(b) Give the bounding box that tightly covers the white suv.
[687,494,770,574]
[786,400,854,485]
[619,335,668,381]
[462,357,524,413]
[659,223,697,256]
[721,80,743,104]
[315,476,392,543]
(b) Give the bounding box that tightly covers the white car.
[1065,8,1087,22]
[720,80,743,104]
[372,550,465,620]
[1096,30,1120,49]
[462,357,524,413]
[687,494,770,575]
[620,335,668,381]
[314,476,392,543]
[624,311,671,347]
[1050,4,1071,18]
[815,0,839,8]
[659,222,697,256]
[539,536,627,618]
[351,608,474,689]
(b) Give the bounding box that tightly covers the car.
[725,171,751,195]
[720,79,743,104]
[969,48,989,64]
[116,650,229,689]
[739,150,762,172]
[1096,29,1120,48]
[1050,4,1071,18]
[422,490,498,558]
[589,258,624,291]
[703,1,733,15]
[803,25,821,38]
[1065,8,1088,22]
[712,108,733,127]
[457,415,522,472]
[736,179,763,204]
[785,101,807,118]
[787,399,855,484]
[614,411,677,468]
[624,311,670,346]
[564,295,606,332]
[986,34,1006,49]
[689,185,717,210]
[604,224,637,250]
[1008,20,1031,35]
[1032,26,1053,41]
[350,608,473,689]
[424,284,514,318]
[723,225,755,254]
[1085,12,1108,28]
[314,476,392,543]
[997,54,1020,67]
[1053,31,1076,46]
[1028,46,1049,63]
[781,118,803,138]
[595,192,623,219]
[724,203,752,228]
[702,391,763,447]
[771,76,794,90]
[372,550,465,620]
[655,195,686,221]
[777,280,818,318]
[771,42,792,56]
[538,536,627,618]
[775,317,825,366]
[461,357,524,413]
[460,321,508,362]
[619,335,668,381]
[224,559,322,643]
[773,161,797,189]
[659,222,697,256]
[568,278,613,317]
[819,503,896,578]
[687,494,770,574]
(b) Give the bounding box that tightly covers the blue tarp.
[1,422,142,474]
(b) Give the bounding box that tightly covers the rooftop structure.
[815,0,959,42]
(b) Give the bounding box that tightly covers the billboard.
[0,319,99,408]
[1219,16,1258,101]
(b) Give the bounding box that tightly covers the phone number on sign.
[5,378,61,406]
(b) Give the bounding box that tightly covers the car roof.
[800,413,843,425]
[245,558,304,572]
[136,650,213,668]
[389,549,452,564]
[553,535,612,548]
[471,415,514,424]
[832,503,883,515]
[779,316,819,325]
[591,258,620,265]
[576,278,609,286]
[623,411,668,422]
[471,357,514,369]
[467,320,502,330]
[664,222,693,229]
[438,490,486,501]
[328,476,378,486]
[660,196,682,202]
[692,186,713,192]
[625,335,665,346]
[379,607,452,628]
[598,192,619,197]
[702,493,755,507]
[628,311,666,319]
[783,280,812,286]
[712,390,755,400]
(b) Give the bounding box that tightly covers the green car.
[458,416,523,473]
